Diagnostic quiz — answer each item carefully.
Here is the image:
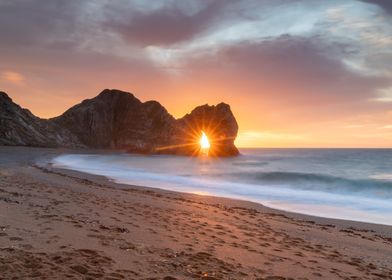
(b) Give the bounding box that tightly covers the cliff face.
[52,89,177,152]
[0,89,239,156]
[0,92,81,147]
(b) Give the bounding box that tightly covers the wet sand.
[0,146,391,279]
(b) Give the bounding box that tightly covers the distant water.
[52,149,392,225]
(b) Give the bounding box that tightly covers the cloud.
[1,71,25,85]
[373,87,392,102]
[102,0,229,47]
[379,125,392,129]
[359,0,392,14]
[316,1,392,78]
[0,0,82,49]
[180,35,388,104]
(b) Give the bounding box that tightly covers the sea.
[52,148,392,225]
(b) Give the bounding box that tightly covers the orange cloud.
[1,71,25,85]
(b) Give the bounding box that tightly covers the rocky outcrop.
[0,89,239,156]
[0,92,81,147]
[52,89,177,152]
[170,103,239,156]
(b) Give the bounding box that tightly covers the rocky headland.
[0,89,239,156]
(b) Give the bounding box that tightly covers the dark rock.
[52,89,177,152]
[0,91,82,147]
[0,89,239,156]
[172,103,239,156]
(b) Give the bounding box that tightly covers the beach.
[1,147,392,279]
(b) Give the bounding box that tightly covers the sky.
[0,0,391,148]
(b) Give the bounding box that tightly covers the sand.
[0,146,391,279]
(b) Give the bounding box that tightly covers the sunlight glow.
[200,131,211,149]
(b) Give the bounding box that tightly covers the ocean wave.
[370,173,392,181]
[240,171,392,197]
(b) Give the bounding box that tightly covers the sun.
[200,131,210,149]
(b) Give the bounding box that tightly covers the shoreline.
[49,164,392,232]
[5,145,392,234]
[1,146,392,279]
[50,149,392,229]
